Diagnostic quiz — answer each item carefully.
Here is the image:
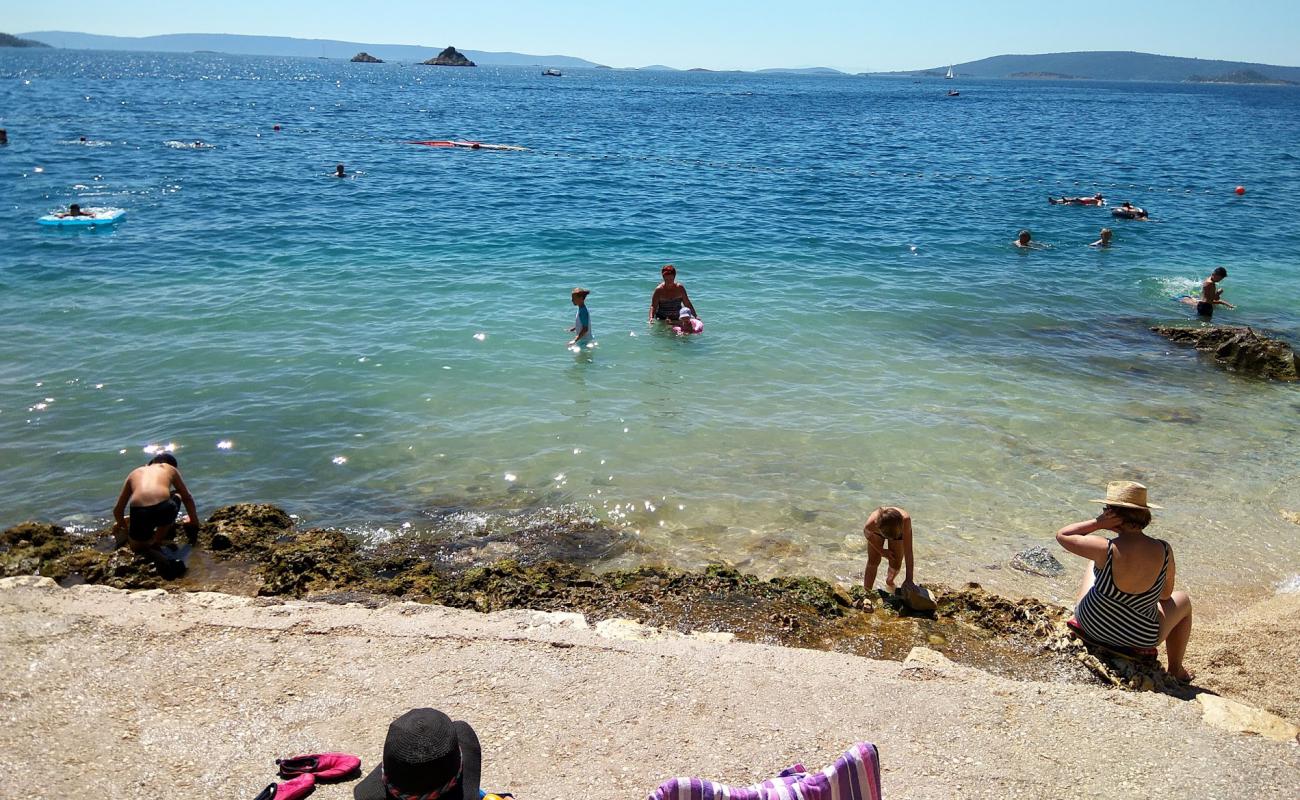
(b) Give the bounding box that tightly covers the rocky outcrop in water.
[350,52,382,63]
[1152,325,1298,381]
[1010,546,1065,577]
[423,46,475,67]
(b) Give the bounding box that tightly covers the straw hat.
[1090,481,1162,510]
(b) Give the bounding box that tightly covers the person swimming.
[1090,228,1113,248]
[1111,202,1149,220]
[335,163,347,177]
[1049,193,1105,206]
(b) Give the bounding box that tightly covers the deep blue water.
[2,50,1298,599]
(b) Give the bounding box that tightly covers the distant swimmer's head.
[1211,266,1228,280]
[571,286,590,304]
[1017,230,1032,245]
[1099,227,1112,241]
[79,136,87,142]
[335,163,346,176]
[1120,201,1133,209]
[661,264,677,281]
[149,452,178,468]
[678,308,692,320]
[1094,193,1104,201]
[68,204,82,214]
[471,143,481,149]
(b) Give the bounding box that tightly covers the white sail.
[946,65,954,79]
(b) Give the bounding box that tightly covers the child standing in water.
[863,505,916,595]
[567,287,592,348]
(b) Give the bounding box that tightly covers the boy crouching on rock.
[863,505,916,596]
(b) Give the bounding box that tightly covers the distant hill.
[1187,69,1296,86]
[1,32,51,48]
[638,64,679,71]
[18,31,602,68]
[889,51,1300,83]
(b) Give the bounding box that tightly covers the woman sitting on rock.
[1055,481,1194,681]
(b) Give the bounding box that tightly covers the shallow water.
[1,50,1298,603]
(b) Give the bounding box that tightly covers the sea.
[2,49,1298,605]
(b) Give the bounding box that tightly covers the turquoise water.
[2,50,1298,600]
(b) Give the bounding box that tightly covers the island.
[423,46,475,67]
[1186,69,1296,85]
[350,51,382,63]
[0,32,51,48]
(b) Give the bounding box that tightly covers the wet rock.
[255,528,361,597]
[1196,694,1300,742]
[0,522,75,577]
[423,46,475,67]
[203,504,295,556]
[58,548,167,590]
[350,52,382,63]
[1152,325,1299,381]
[1010,546,1065,577]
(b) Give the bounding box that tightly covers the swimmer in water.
[0,128,8,145]
[1195,267,1234,318]
[56,203,93,218]
[1049,193,1105,206]
[672,307,703,335]
[649,264,698,322]
[1090,228,1113,248]
[1111,202,1149,220]
[335,163,347,177]
[567,287,591,347]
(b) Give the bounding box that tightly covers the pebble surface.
[1,577,1296,800]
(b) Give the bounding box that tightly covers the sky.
[9,0,1300,72]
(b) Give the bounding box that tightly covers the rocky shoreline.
[4,503,1294,706]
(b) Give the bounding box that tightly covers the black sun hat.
[354,709,482,800]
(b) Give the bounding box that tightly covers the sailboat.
[945,65,955,79]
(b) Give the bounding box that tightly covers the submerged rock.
[423,46,475,67]
[1152,325,1298,381]
[350,52,382,63]
[1010,546,1065,577]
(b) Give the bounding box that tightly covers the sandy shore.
[1,577,1296,800]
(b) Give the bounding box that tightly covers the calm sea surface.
[2,50,1298,602]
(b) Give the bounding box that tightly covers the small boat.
[945,65,955,79]
[947,90,960,97]
[542,68,562,77]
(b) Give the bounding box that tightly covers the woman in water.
[1056,481,1194,681]
[649,264,698,322]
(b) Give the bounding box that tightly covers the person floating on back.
[1049,193,1105,206]
[649,264,698,322]
[112,452,199,573]
[1196,267,1233,318]
[567,287,592,348]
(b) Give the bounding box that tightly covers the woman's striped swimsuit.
[1075,540,1168,649]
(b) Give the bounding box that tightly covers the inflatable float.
[38,208,127,227]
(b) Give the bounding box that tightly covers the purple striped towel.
[647,742,883,800]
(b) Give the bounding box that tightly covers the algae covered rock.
[0,522,75,577]
[1152,325,1298,381]
[423,46,475,67]
[255,528,361,597]
[204,503,295,555]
